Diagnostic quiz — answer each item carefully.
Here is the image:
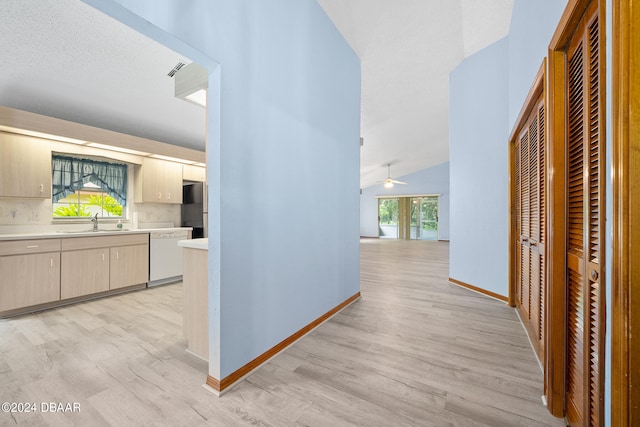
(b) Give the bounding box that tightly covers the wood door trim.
[508,60,546,309]
[612,0,640,424]
[547,0,605,418]
[546,45,568,420]
[508,61,546,144]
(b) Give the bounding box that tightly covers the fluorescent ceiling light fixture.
[86,142,150,156]
[185,89,207,107]
[0,126,87,145]
[193,162,206,167]
[174,62,208,108]
[149,154,198,165]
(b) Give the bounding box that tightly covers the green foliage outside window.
[53,191,124,218]
[379,199,399,225]
[86,194,123,216]
[53,204,92,217]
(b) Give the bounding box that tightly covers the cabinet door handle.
[50,258,54,268]
[157,192,162,199]
[26,245,39,249]
[40,184,44,193]
[167,193,170,199]
[102,253,105,261]
[116,251,119,260]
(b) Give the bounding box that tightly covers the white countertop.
[178,238,208,250]
[0,227,192,241]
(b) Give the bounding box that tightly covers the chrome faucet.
[91,213,99,231]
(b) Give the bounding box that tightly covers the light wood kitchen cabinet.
[0,132,52,198]
[61,248,110,299]
[0,252,60,312]
[182,164,206,182]
[181,243,208,360]
[61,233,149,296]
[135,157,183,204]
[0,233,149,316]
[110,244,149,290]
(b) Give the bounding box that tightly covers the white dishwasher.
[148,229,190,286]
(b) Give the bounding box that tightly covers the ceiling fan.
[378,163,407,188]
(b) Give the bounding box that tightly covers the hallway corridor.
[0,239,564,426]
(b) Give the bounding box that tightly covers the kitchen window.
[51,154,127,219]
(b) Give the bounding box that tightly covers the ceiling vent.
[167,62,186,77]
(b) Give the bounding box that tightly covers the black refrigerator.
[181,182,207,238]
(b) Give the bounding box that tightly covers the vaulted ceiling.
[317,0,514,187]
[0,0,513,188]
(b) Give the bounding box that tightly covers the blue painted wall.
[449,37,509,297]
[89,0,361,379]
[604,0,613,424]
[508,0,567,129]
[451,1,616,423]
[449,0,566,297]
[360,162,450,240]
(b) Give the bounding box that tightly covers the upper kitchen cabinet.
[134,157,183,204]
[182,164,206,182]
[0,132,52,198]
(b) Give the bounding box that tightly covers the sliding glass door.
[415,196,438,240]
[379,196,438,240]
[378,198,399,239]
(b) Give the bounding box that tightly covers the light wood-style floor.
[0,239,565,426]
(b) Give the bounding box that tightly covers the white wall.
[360,162,450,239]
[87,0,362,380]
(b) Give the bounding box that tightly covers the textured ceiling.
[317,0,514,188]
[0,0,513,187]
[0,0,206,151]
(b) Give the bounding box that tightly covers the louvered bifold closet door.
[515,96,546,363]
[565,1,603,425]
[518,128,531,319]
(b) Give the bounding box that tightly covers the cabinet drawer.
[0,239,61,256]
[61,233,149,251]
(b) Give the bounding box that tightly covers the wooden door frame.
[547,0,606,418]
[508,57,546,374]
[508,60,545,307]
[612,0,640,424]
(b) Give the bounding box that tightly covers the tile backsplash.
[0,198,51,226]
[0,198,180,234]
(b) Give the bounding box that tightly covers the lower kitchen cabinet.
[0,252,60,312]
[110,244,149,290]
[61,248,110,299]
[1,232,150,316]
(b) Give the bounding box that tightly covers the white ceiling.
[0,0,206,151]
[0,0,513,188]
